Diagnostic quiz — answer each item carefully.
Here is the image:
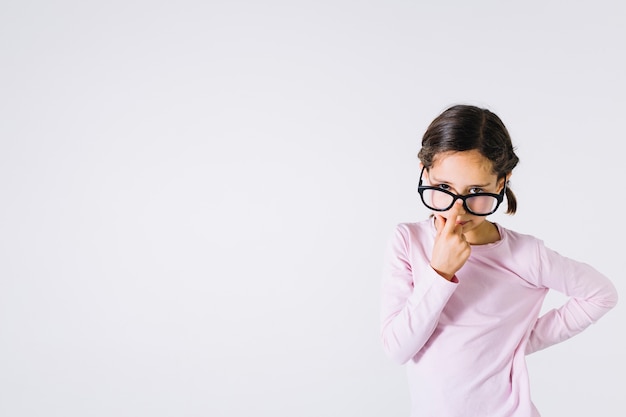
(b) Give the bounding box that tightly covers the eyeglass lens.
[421,189,498,214]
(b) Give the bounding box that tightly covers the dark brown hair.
[417,104,520,214]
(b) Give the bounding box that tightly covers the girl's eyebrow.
[429,175,492,188]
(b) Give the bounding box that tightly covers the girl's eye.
[469,187,484,194]
[437,184,450,191]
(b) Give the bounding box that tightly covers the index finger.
[443,200,464,234]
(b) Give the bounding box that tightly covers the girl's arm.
[525,243,618,354]
[380,225,458,364]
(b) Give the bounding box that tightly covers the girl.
[380,104,618,417]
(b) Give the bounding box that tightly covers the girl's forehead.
[430,150,495,178]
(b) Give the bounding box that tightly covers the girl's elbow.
[609,286,619,308]
[381,339,414,365]
[599,283,619,310]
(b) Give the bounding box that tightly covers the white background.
[1,1,624,416]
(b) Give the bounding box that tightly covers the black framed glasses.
[417,167,505,216]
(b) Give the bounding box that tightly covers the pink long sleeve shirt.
[380,219,618,417]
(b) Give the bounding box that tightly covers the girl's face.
[423,149,507,244]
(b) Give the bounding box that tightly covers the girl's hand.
[430,200,471,281]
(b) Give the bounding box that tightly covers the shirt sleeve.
[525,241,618,354]
[380,224,458,364]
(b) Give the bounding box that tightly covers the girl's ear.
[499,173,512,191]
[419,163,429,184]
